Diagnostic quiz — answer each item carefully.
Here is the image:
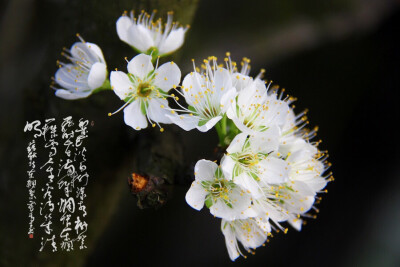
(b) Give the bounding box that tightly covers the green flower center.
[202,178,235,200]
[238,154,259,167]
[137,82,152,97]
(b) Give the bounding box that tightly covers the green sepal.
[205,197,213,208]
[146,47,159,63]
[198,119,208,127]
[188,105,196,113]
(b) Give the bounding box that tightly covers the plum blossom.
[109,53,181,131]
[116,10,188,56]
[53,35,107,100]
[167,56,237,132]
[185,160,255,220]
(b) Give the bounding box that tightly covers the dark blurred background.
[1,0,399,266]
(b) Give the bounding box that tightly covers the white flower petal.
[306,177,328,192]
[226,97,237,120]
[194,159,218,181]
[291,180,315,196]
[264,98,290,127]
[254,200,289,222]
[55,63,90,90]
[235,219,267,249]
[86,42,106,63]
[128,24,154,52]
[185,182,207,211]
[282,108,296,133]
[229,115,255,135]
[232,73,253,92]
[284,138,318,159]
[211,187,252,220]
[147,98,171,124]
[237,79,265,108]
[258,157,290,184]
[196,116,222,132]
[167,113,199,131]
[70,42,98,64]
[210,200,235,220]
[158,28,186,55]
[110,71,132,100]
[153,61,181,91]
[123,100,148,130]
[239,205,258,219]
[255,217,272,233]
[214,68,233,97]
[220,155,236,180]
[127,54,154,80]
[234,172,263,199]
[55,89,91,100]
[220,87,237,114]
[288,218,303,231]
[221,220,240,261]
[229,187,255,219]
[181,72,204,106]
[116,16,134,45]
[249,125,280,154]
[226,132,247,154]
[87,62,107,89]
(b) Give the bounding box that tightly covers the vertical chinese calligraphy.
[27,140,37,239]
[24,117,90,252]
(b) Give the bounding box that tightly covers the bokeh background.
[1,0,399,266]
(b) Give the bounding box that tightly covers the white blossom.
[167,56,237,132]
[224,53,264,92]
[227,78,290,135]
[221,217,270,261]
[109,53,181,131]
[116,10,188,56]
[221,128,290,199]
[185,160,255,220]
[53,35,107,100]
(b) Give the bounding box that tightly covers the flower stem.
[215,115,229,147]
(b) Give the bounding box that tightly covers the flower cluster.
[182,55,331,260]
[52,9,331,262]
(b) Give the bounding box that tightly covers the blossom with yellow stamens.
[226,78,290,135]
[167,56,237,132]
[109,53,181,131]
[221,127,290,199]
[185,160,255,220]
[221,217,270,261]
[53,35,108,100]
[116,10,189,57]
